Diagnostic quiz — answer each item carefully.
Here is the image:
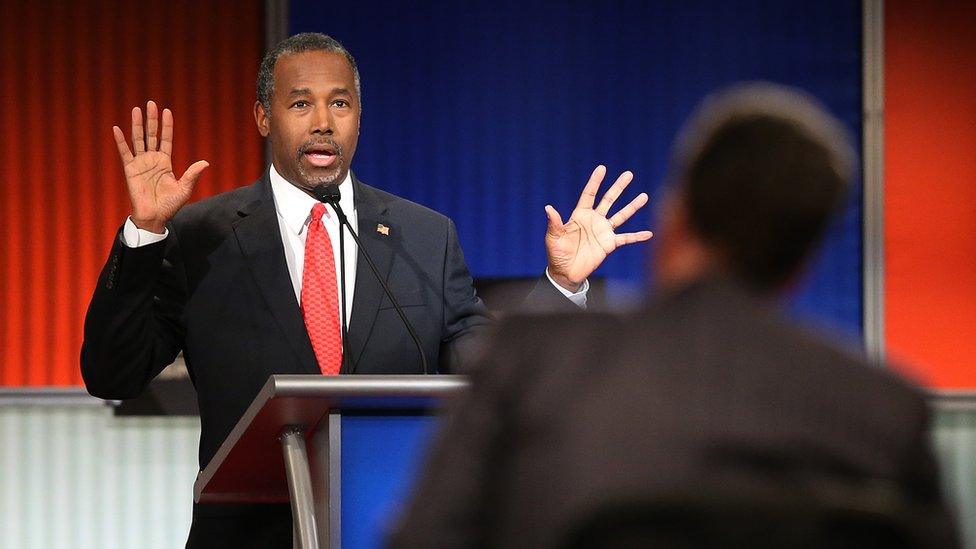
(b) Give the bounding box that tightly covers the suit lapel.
[346,176,395,370]
[232,175,319,374]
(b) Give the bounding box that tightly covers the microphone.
[314,183,341,204]
[312,183,430,375]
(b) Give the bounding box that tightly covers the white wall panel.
[934,408,976,549]
[0,405,199,549]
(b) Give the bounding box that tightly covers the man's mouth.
[301,143,339,168]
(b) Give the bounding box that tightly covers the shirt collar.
[269,163,355,236]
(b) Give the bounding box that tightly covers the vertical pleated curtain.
[0,0,264,386]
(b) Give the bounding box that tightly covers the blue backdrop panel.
[340,414,440,548]
[290,0,863,335]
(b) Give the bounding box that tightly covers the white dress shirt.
[267,165,358,318]
[121,166,588,315]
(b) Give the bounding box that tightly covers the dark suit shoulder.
[737,293,924,404]
[774,315,929,423]
[358,181,452,228]
[495,310,623,349]
[479,311,626,391]
[649,278,931,441]
[171,181,259,232]
[501,309,620,334]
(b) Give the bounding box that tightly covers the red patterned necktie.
[301,203,343,375]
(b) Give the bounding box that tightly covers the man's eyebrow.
[287,87,351,96]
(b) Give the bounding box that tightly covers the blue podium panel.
[341,413,441,549]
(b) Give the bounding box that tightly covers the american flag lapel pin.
[376,223,390,236]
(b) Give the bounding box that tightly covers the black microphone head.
[312,184,341,204]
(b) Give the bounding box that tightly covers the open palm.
[545,166,653,292]
[113,101,209,233]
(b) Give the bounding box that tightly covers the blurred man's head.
[655,83,855,294]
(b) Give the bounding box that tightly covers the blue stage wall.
[290,0,864,335]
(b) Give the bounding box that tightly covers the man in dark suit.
[389,84,958,548]
[80,33,652,547]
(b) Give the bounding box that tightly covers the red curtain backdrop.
[885,1,976,388]
[0,1,264,386]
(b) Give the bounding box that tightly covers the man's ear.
[653,189,698,287]
[656,188,685,239]
[254,101,270,137]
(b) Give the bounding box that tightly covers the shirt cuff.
[545,268,589,309]
[121,217,169,247]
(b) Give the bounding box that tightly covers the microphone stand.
[337,215,349,373]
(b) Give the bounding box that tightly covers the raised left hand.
[545,165,653,292]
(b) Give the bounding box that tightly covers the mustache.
[297,139,344,158]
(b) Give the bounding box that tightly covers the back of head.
[665,83,855,292]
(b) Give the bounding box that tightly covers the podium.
[193,374,469,548]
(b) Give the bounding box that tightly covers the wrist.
[131,217,166,234]
[548,270,583,293]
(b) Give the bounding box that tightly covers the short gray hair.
[667,82,858,290]
[670,82,855,189]
[256,33,361,113]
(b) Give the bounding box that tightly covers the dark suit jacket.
[390,277,957,548]
[80,172,571,547]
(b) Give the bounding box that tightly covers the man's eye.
[291,101,310,108]
[332,100,349,108]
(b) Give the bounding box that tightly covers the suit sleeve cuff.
[122,217,169,247]
[545,268,589,309]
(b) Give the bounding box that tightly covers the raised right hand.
[544,165,653,292]
[113,101,209,233]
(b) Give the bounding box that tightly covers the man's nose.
[311,105,333,135]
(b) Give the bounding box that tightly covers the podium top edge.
[265,374,470,399]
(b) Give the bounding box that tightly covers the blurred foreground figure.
[389,84,958,548]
